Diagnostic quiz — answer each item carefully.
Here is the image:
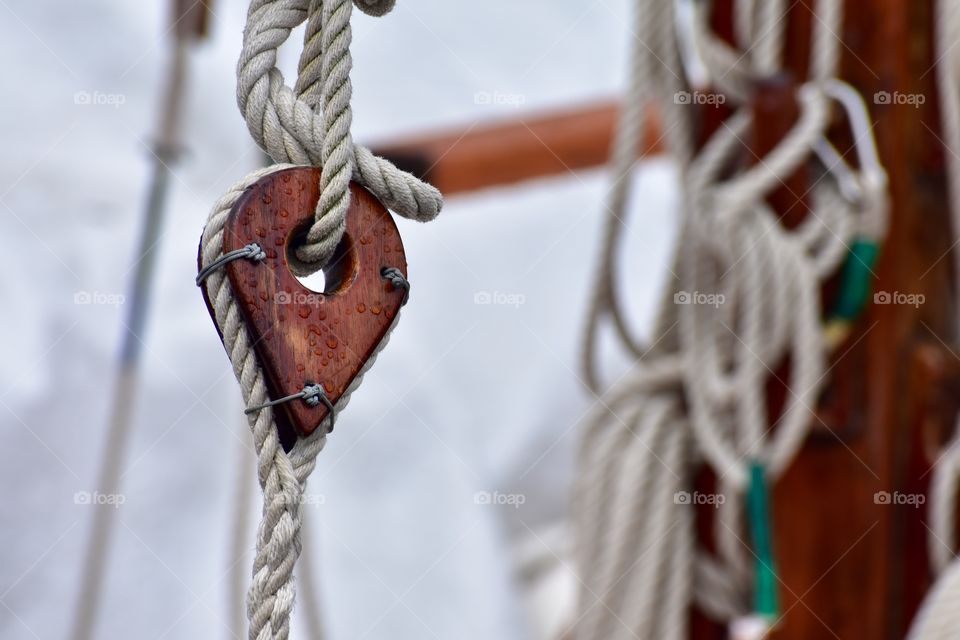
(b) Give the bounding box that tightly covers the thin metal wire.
[195,243,266,285]
[244,383,336,431]
[381,266,410,304]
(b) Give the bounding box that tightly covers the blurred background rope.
[573,0,888,638]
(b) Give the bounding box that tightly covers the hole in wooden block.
[288,226,360,296]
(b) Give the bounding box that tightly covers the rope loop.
[205,0,438,635]
[237,0,441,276]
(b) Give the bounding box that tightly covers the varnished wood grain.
[217,167,407,441]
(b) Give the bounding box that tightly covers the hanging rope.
[199,165,402,639]
[573,0,888,637]
[202,165,327,640]
[580,0,692,392]
[200,2,442,637]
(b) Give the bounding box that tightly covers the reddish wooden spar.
[372,102,663,195]
[202,167,408,446]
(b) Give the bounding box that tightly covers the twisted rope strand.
[237,0,441,275]
[201,165,403,638]
[205,3,438,635]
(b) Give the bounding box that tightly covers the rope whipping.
[200,2,442,638]
[572,0,888,638]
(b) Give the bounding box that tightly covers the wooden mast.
[696,1,955,637]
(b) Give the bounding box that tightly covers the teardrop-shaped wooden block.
[203,167,407,442]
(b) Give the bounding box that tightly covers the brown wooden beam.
[371,102,663,196]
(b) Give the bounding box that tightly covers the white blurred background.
[0,1,679,638]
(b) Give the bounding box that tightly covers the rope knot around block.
[237,0,441,276]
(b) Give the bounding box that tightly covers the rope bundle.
[199,2,442,637]
[573,0,888,637]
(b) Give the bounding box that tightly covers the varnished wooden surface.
[372,102,663,195]
[218,167,407,441]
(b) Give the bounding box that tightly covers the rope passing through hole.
[236,0,442,276]
[200,0,445,633]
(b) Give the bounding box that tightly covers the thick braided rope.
[580,0,694,392]
[677,104,836,488]
[237,0,441,275]
[217,2,425,634]
[200,165,321,640]
[199,165,400,638]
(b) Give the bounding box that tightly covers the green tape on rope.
[748,461,779,620]
[830,237,879,321]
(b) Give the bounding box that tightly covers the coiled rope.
[200,2,442,637]
[573,0,888,638]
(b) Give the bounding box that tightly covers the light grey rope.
[237,0,441,276]
[202,166,326,640]
[573,1,706,636]
[205,2,438,637]
[200,166,402,639]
